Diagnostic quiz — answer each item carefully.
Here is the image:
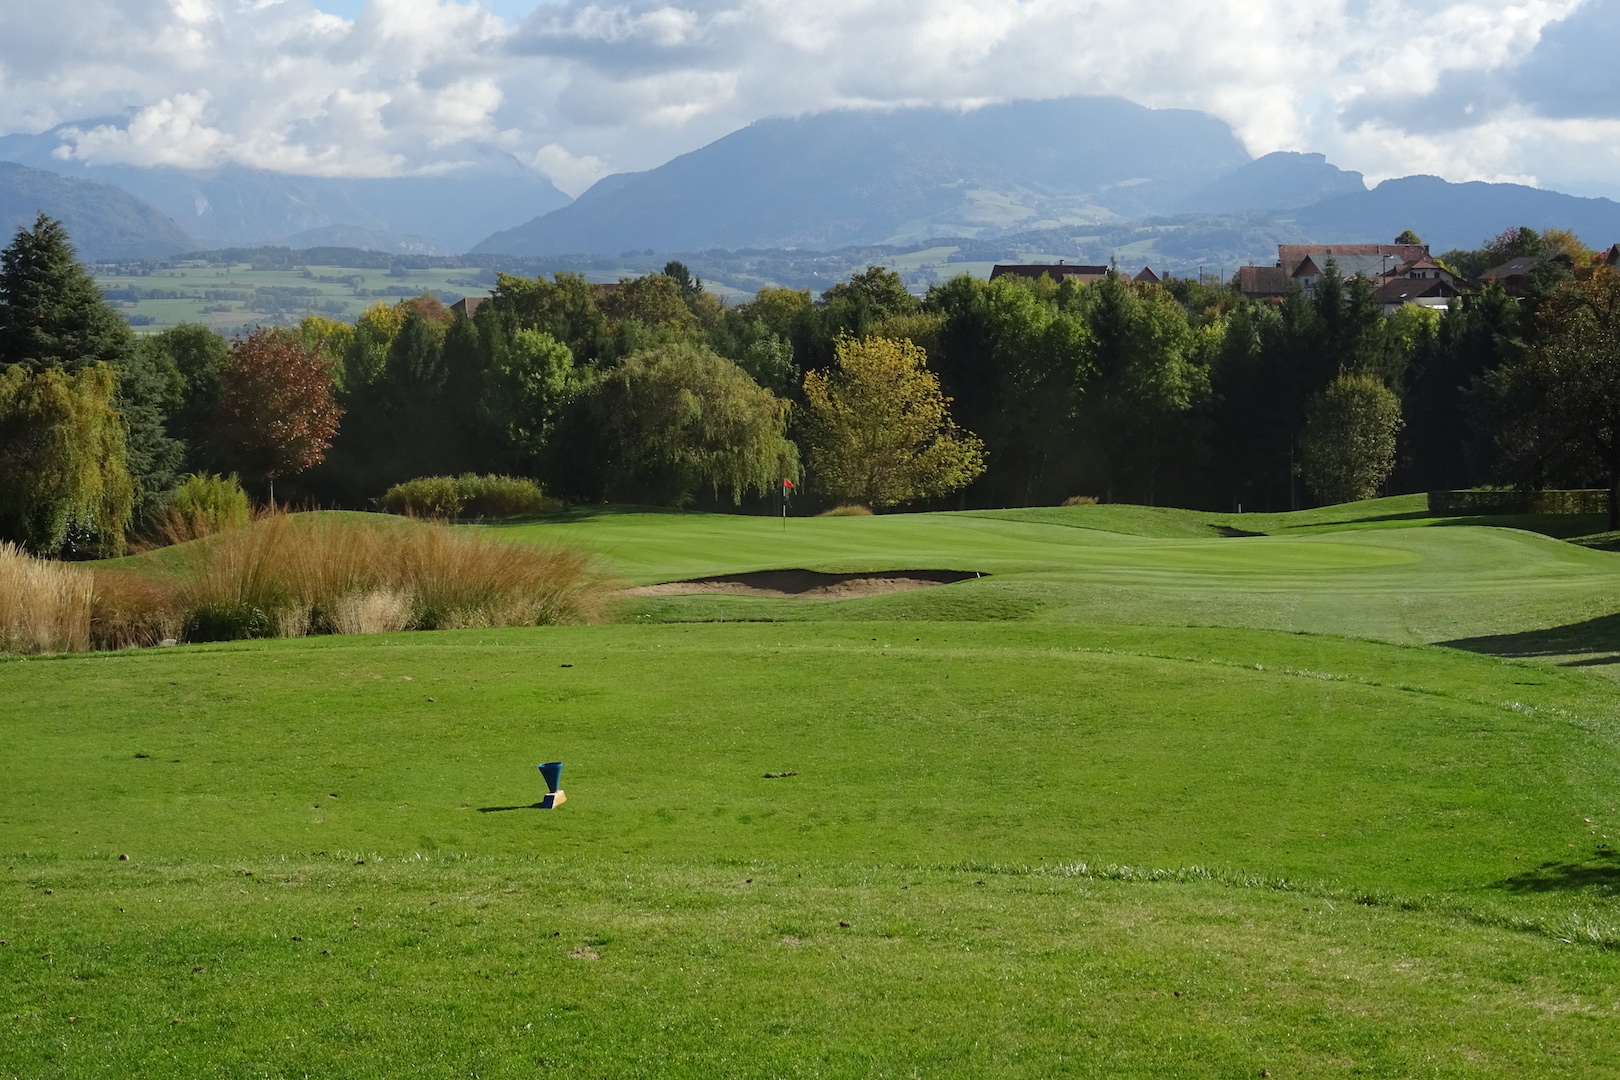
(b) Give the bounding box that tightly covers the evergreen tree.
[0,215,132,373]
[0,215,183,520]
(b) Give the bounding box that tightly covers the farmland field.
[4,499,1620,1077]
[93,262,493,333]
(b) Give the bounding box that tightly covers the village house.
[1235,242,1464,313]
[989,262,1161,285]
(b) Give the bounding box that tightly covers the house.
[1374,275,1461,314]
[1479,253,1575,297]
[1236,242,1464,312]
[1233,264,1291,300]
[990,262,1110,285]
[450,296,485,319]
[989,262,1162,286]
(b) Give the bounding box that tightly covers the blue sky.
[0,0,1615,202]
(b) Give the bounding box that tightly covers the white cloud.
[532,142,611,194]
[0,0,1615,200]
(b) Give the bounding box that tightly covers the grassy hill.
[492,498,1620,661]
[5,499,1620,1076]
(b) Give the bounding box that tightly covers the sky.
[1,0,1616,200]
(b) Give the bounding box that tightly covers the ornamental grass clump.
[163,513,609,641]
[0,541,92,653]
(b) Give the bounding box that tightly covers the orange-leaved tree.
[212,328,341,504]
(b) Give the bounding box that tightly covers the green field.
[5,499,1620,1076]
[96,263,491,332]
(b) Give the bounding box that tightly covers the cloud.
[0,0,1616,202]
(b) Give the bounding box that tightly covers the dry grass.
[327,588,414,635]
[130,513,613,643]
[0,542,92,654]
[7,514,612,652]
[816,504,874,517]
[90,569,182,650]
[1062,495,1100,506]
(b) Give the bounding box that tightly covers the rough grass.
[6,515,612,653]
[0,542,91,654]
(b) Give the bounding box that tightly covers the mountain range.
[4,96,1620,272]
[0,124,569,256]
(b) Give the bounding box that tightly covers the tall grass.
[0,542,93,654]
[151,513,612,642]
[5,515,612,653]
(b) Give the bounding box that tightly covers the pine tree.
[0,214,133,372]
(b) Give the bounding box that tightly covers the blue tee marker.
[538,761,566,808]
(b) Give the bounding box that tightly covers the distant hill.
[1288,175,1620,253]
[1176,152,1366,213]
[472,97,1256,256]
[278,224,448,257]
[0,161,191,259]
[0,126,570,254]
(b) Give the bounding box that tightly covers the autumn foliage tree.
[211,329,341,503]
[802,336,985,508]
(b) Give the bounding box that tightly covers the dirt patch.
[623,568,984,600]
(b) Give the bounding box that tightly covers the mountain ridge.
[0,161,192,259]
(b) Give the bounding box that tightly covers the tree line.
[4,212,1619,556]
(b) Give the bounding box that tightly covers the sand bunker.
[624,568,984,600]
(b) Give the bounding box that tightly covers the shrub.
[457,475,557,518]
[381,475,464,518]
[0,541,92,653]
[381,475,557,520]
[154,473,252,543]
[816,504,874,516]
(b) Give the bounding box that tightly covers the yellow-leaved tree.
[802,336,985,509]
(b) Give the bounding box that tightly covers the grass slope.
[493,500,1620,659]
[7,499,1620,1076]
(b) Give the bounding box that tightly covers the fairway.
[497,498,1620,655]
[6,501,1620,1076]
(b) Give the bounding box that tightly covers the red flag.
[783,478,795,489]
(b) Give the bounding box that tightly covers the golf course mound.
[624,567,983,599]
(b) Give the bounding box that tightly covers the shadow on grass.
[477,803,547,813]
[1493,850,1620,896]
[1287,510,1608,539]
[1438,613,1620,665]
[485,504,709,528]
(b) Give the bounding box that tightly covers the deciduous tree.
[211,329,341,503]
[1491,268,1620,529]
[0,363,134,555]
[592,343,797,505]
[802,335,984,508]
[1299,372,1402,505]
